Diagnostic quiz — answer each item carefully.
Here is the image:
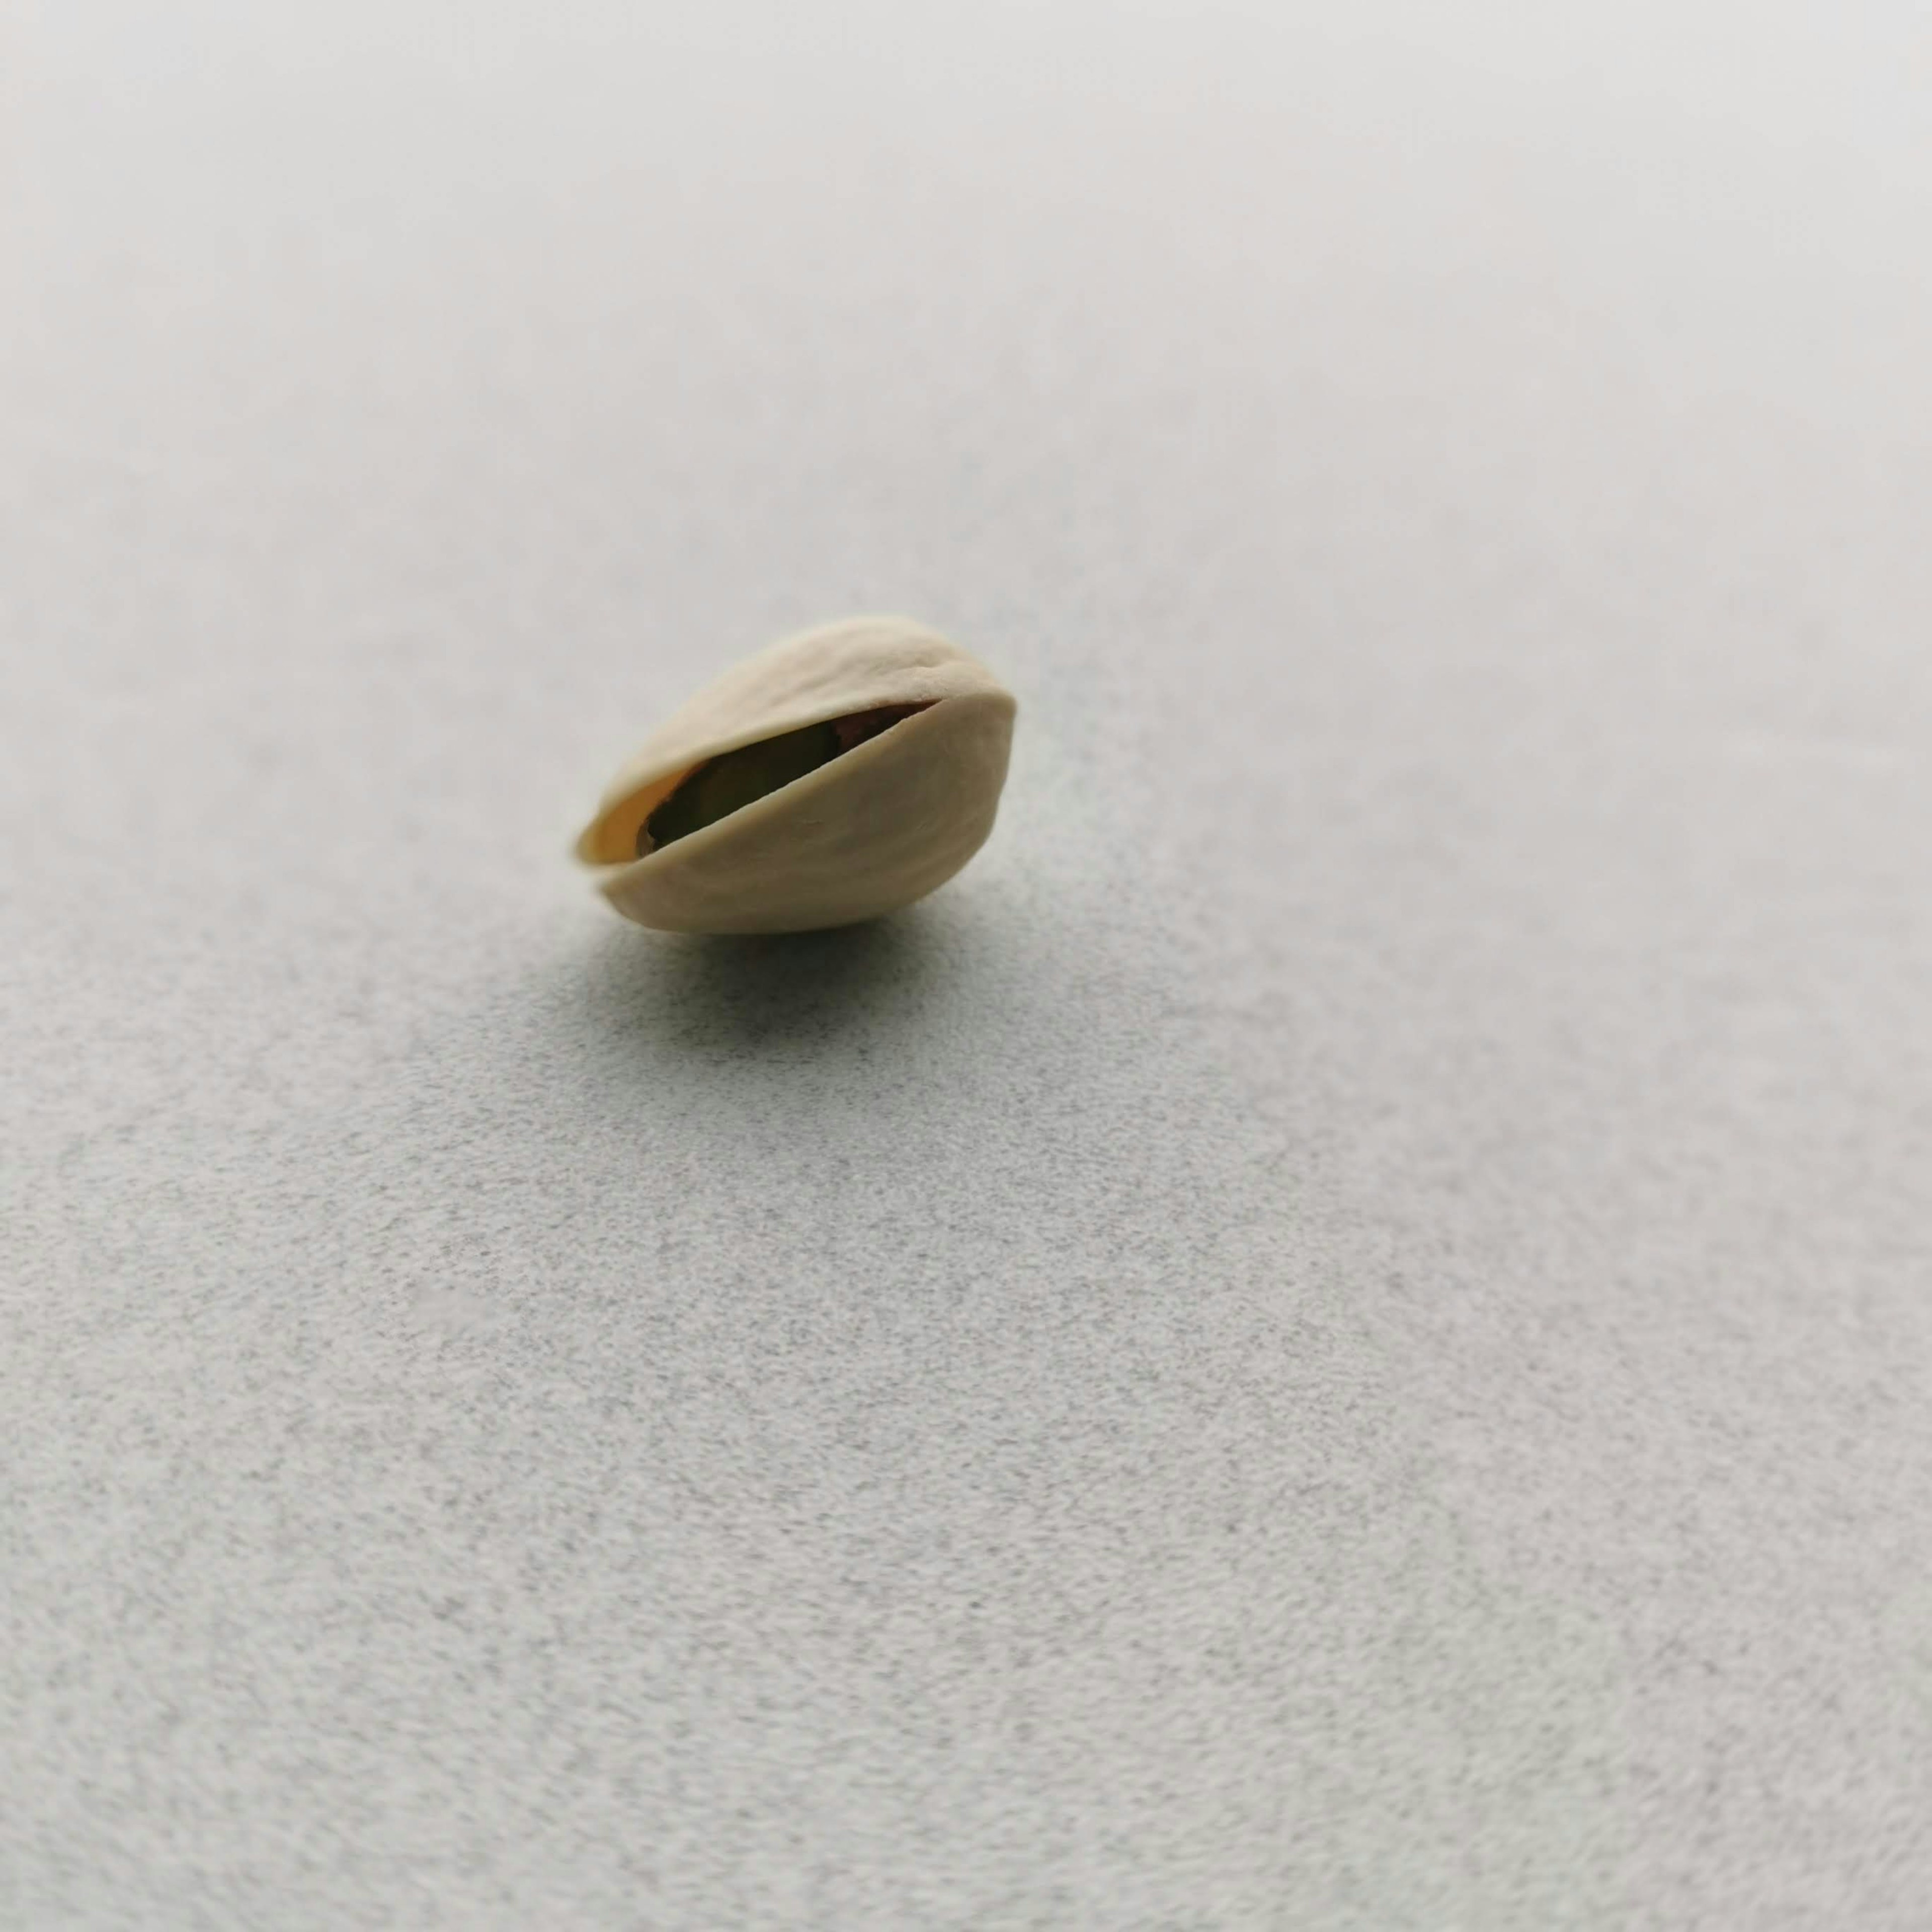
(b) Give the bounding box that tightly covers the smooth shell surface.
[576,616,1017,934]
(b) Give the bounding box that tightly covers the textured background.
[5,4,1930,1926]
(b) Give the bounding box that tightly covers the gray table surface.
[6,4,1930,1926]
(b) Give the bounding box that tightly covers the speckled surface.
[5,5,1931,1926]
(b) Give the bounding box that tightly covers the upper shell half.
[575,616,1018,934]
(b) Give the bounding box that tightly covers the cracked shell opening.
[637,703,934,857]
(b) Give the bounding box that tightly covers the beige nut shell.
[576,616,1017,934]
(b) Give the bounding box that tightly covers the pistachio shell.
[576,616,1017,934]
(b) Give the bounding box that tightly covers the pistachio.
[575,616,1017,934]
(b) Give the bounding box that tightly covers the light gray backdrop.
[5,3,1930,1926]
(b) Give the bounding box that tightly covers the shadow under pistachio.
[579,901,967,1063]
